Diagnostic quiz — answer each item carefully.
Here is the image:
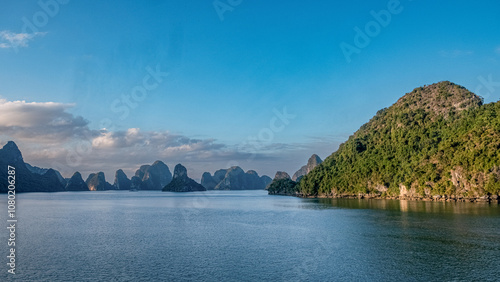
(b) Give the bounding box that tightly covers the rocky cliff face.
[213,169,227,183]
[201,172,218,190]
[65,172,89,191]
[292,154,323,181]
[113,169,131,190]
[0,141,65,193]
[1,141,23,163]
[142,161,172,190]
[134,161,172,190]
[214,166,246,190]
[261,175,272,188]
[202,166,271,190]
[26,163,67,186]
[42,169,65,190]
[267,171,298,195]
[299,81,500,201]
[244,170,265,189]
[274,171,291,180]
[163,164,206,192]
[130,176,142,190]
[135,165,149,180]
[86,172,112,191]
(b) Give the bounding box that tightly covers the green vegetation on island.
[267,178,299,195]
[272,81,500,201]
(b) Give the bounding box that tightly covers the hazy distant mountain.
[135,161,172,190]
[0,142,270,194]
[130,176,142,190]
[212,169,227,184]
[292,154,322,181]
[163,164,206,192]
[135,165,150,180]
[268,171,298,195]
[201,166,271,190]
[113,169,131,190]
[65,172,89,191]
[201,172,218,190]
[214,166,246,190]
[85,172,112,191]
[260,175,272,189]
[142,161,172,190]
[25,163,66,186]
[0,141,65,193]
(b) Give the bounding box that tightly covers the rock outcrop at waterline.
[201,172,218,190]
[201,166,272,190]
[26,162,67,186]
[292,154,322,181]
[163,164,206,192]
[274,81,500,203]
[0,141,181,193]
[65,172,89,191]
[86,172,112,191]
[267,171,299,195]
[113,169,132,190]
[0,141,65,193]
[135,161,172,190]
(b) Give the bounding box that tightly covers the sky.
[0,0,500,181]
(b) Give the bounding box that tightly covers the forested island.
[269,81,500,203]
[2,81,499,202]
[0,142,271,193]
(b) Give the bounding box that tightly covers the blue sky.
[1,0,499,180]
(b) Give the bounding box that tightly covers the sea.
[0,190,499,281]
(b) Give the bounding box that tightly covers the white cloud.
[0,99,91,142]
[0,30,46,49]
[51,129,252,180]
[0,99,249,179]
[0,98,340,181]
[90,128,226,157]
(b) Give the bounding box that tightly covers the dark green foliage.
[162,176,206,192]
[162,164,206,192]
[268,178,299,195]
[300,81,500,197]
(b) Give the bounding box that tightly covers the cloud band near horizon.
[0,98,339,182]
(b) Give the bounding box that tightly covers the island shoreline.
[269,192,500,204]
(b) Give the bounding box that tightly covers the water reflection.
[308,198,500,216]
[2,191,499,281]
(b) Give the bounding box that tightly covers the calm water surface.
[0,190,499,281]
